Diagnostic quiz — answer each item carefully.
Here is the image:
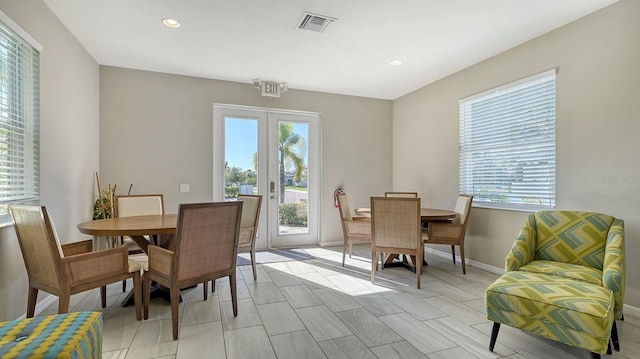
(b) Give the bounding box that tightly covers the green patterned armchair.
[485,211,625,359]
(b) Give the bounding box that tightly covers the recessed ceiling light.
[162,18,181,28]
[390,60,403,66]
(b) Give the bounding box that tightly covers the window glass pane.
[459,70,555,210]
[0,17,40,220]
[224,117,258,200]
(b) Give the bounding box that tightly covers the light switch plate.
[179,183,189,193]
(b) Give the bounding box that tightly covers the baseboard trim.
[623,303,640,318]
[424,247,504,275]
[425,247,640,317]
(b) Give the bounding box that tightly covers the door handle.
[270,181,275,199]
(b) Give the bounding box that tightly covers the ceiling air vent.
[297,12,336,33]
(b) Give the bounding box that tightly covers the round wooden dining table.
[353,207,458,272]
[354,207,457,221]
[77,214,178,254]
[77,214,178,307]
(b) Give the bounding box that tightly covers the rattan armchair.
[143,201,242,340]
[423,195,473,274]
[336,193,371,267]
[9,205,142,320]
[370,197,423,288]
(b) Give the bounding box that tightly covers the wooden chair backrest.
[9,205,64,289]
[237,195,262,246]
[337,193,354,221]
[237,195,262,229]
[173,202,242,281]
[371,197,422,250]
[115,194,164,217]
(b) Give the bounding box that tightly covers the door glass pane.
[278,121,309,234]
[224,117,258,200]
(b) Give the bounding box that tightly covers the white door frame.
[213,104,321,249]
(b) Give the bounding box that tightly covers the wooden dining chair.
[9,205,142,320]
[143,201,242,340]
[114,194,164,292]
[237,194,263,280]
[423,195,473,274]
[384,191,418,198]
[370,197,423,288]
[337,193,372,267]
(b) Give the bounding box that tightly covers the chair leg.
[100,286,107,308]
[143,275,151,320]
[349,241,353,258]
[171,286,180,340]
[203,281,208,301]
[489,322,500,352]
[342,240,348,267]
[451,245,456,264]
[27,287,38,318]
[250,249,257,280]
[607,340,612,355]
[211,279,216,293]
[459,245,466,275]
[591,353,601,359]
[416,253,422,289]
[230,274,238,317]
[371,249,377,284]
[133,272,142,321]
[611,320,620,351]
[58,294,71,314]
[122,279,127,293]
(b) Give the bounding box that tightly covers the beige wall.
[394,0,640,307]
[0,0,100,321]
[99,66,393,248]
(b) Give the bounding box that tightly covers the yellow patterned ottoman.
[0,311,102,358]
[486,270,614,355]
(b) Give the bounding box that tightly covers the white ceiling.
[43,0,618,100]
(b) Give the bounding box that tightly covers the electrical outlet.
[179,183,189,193]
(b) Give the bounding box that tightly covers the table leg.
[121,281,183,307]
[383,253,420,273]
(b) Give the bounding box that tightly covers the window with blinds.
[0,14,40,221]
[459,70,556,210]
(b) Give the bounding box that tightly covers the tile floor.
[38,244,639,359]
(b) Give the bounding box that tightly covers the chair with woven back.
[336,192,371,267]
[423,194,473,274]
[114,194,164,291]
[143,201,243,340]
[9,204,142,320]
[237,195,262,278]
[370,196,423,288]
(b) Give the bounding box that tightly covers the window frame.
[0,10,42,227]
[458,69,556,212]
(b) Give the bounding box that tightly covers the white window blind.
[459,70,556,210]
[0,14,40,221]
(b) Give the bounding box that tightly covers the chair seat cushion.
[519,260,603,286]
[486,271,614,340]
[0,311,102,358]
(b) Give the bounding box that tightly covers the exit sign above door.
[261,81,281,97]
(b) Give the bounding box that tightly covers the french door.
[213,104,320,248]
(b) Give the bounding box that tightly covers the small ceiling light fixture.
[162,18,181,28]
[252,79,289,98]
[390,60,403,66]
